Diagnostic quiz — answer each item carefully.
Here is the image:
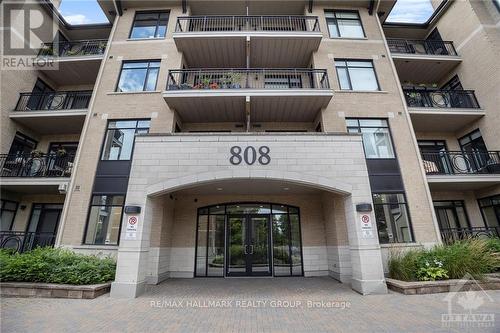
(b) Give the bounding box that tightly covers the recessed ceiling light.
[283,187,289,191]
[216,188,223,191]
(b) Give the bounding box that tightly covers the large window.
[346,119,395,158]
[335,60,379,91]
[84,195,124,245]
[101,120,150,161]
[116,60,160,92]
[129,11,169,39]
[479,195,500,229]
[0,200,18,231]
[325,10,364,38]
[373,193,413,243]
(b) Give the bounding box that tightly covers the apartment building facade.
[0,0,498,298]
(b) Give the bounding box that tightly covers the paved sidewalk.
[2,277,499,333]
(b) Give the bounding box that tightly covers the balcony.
[440,227,499,244]
[403,89,484,132]
[173,16,322,67]
[421,150,500,190]
[0,153,75,193]
[387,39,461,83]
[0,231,56,253]
[35,40,107,85]
[163,68,332,122]
[11,91,91,134]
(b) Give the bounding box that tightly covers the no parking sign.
[359,214,374,239]
[125,215,139,240]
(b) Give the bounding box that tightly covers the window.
[130,11,169,39]
[479,195,500,229]
[373,193,413,243]
[434,201,470,230]
[101,120,150,161]
[116,60,160,92]
[84,195,124,245]
[264,75,302,89]
[335,60,379,91]
[325,10,364,38]
[0,200,18,231]
[346,119,395,158]
[8,132,37,155]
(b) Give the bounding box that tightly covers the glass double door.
[226,215,271,277]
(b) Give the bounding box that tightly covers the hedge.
[0,247,116,285]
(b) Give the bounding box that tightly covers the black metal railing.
[387,39,458,56]
[440,227,500,244]
[421,151,500,175]
[15,91,92,111]
[0,153,75,177]
[37,39,107,57]
[175,15,320,33]
[0,231,56,253]
[403,89,480,109]
[166,68,330,90]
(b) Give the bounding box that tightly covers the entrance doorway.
[195,203,303,277]
[227,215,271,276]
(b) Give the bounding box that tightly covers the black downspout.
[368,0,375,15]
[308,0,313,13]
[182,0,187,14]
[115,0,123,16]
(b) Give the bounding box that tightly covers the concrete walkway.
[2,277,499,332]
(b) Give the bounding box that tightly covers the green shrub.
[388,249,420,281]
[0,247,115,285]
[388,239,500,281]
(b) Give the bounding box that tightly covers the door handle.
[244,245,248,254]
[249,245,254,254]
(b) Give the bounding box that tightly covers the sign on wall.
[359,214,374,239]
[229,146,271,165]
[125,215,139,240]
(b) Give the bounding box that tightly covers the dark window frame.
[194,202,304,278]
[334,59,380,91]
[115,60,161,92]
[324,10,366,38]
[346,118,396,159]
[372,192,415,244]
[1,199,19,231]
[441,74,463,91]
[129,10,170,39]
[433,200,472,229]
[24,203,63,234]
[100,119,151,161]
[478,195,500,229]
[458,129,487,151]
[82,194,126,246]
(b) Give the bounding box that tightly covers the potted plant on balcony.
[230,72,242,89]
[201,76,212,89]
[30,150,43,158]
[209,82,219,89]
[56,147,67,157]
[220,75,231,89]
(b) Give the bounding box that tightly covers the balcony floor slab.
[9,110,87,134]
[427,174,500,191]
[409,108,485,132]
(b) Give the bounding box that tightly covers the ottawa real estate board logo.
[1,1,59,70]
